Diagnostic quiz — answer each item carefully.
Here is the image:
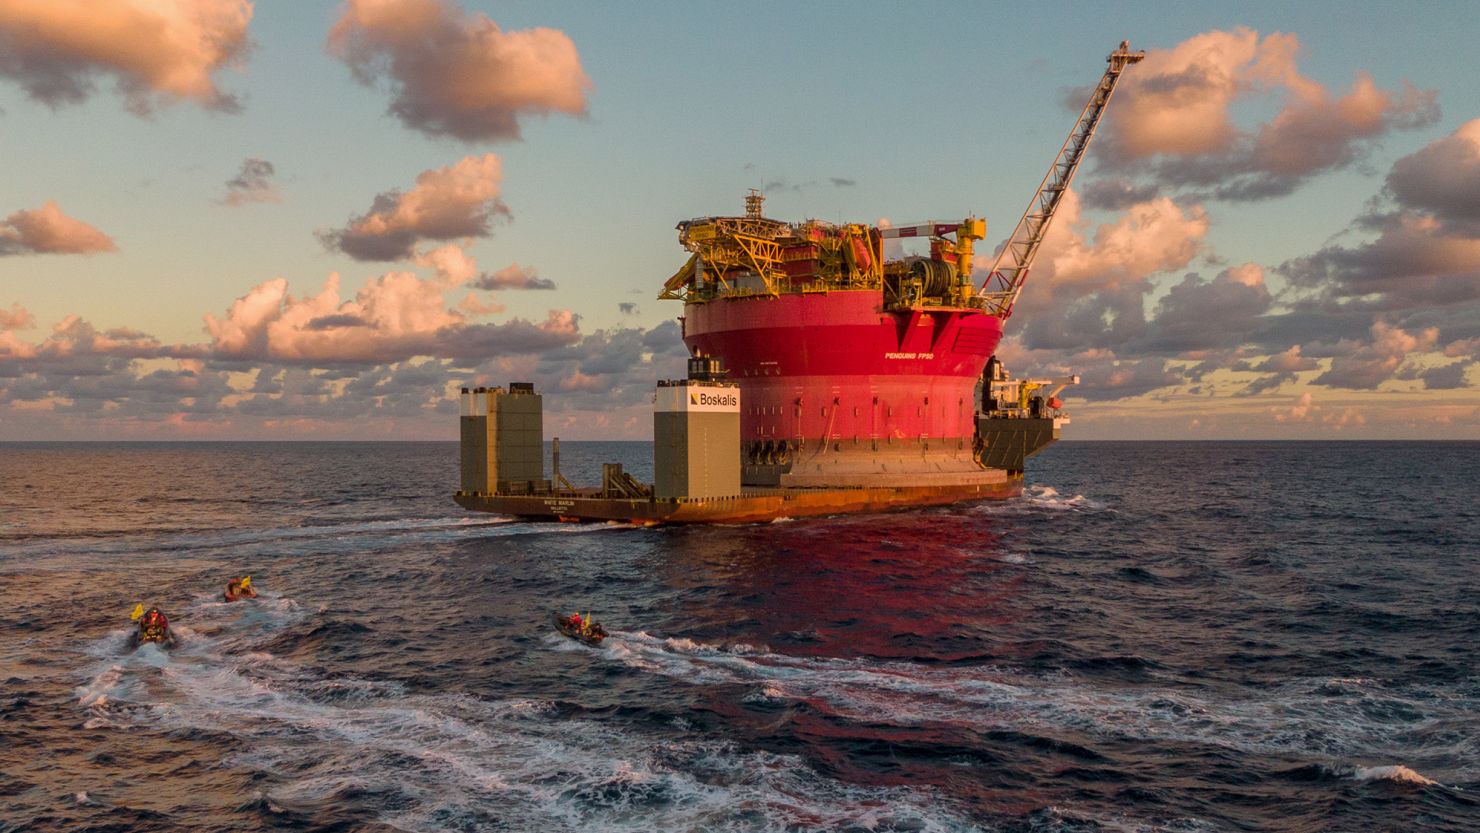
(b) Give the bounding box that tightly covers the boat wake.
[601,630,1474,780]
[73,593,981,833]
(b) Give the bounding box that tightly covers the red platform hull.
[682,291,1003,445]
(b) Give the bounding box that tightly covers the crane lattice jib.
[979,42,1145,319]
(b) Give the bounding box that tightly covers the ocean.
[1,441,1476,832]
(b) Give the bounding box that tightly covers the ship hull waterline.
[454,478,1022,525]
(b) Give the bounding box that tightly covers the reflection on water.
[2,441,1478,832]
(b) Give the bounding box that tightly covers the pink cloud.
[472,262,556,291]
[204,248,580,365]
[0,201,118,256]
[1098,27,1437,200]
[457,293,505,317]
[0,0,253,114]
[319,154,507,262]
[0,303,35,331]
[1037,191,1210,291]
[1272,391,1314,423]
[327,0,591,142]
[1314,320,1439,389]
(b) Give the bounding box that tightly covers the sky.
[2,0,1479,441]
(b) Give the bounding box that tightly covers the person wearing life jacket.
[224,575,257,602]
[128,604,177,649]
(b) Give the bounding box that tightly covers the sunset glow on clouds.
[327,0,591,142]
[318,154,508,261]
[0,4,1477,440]
[0,0,252,114]
[0,202,117,256]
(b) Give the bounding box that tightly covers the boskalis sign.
[690,390,738,408]
[658,384,740,413]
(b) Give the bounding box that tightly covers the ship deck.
[454,478,1022,525]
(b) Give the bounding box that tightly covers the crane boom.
[979,41,1145,319]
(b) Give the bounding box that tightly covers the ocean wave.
[972,485,1108,517]
[1349,764,1440,786]
[600,631,1478,773]
[71,597,983,833]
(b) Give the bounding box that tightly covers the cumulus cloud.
[0,0,253,115]
[327,0,591,142]
[0,201,117,256]
[1002,190,1210,353]
[1283,212,1480,309]
[1141,264,1273,353]
[1312,320,1438,389]
[1418,362,1472,390]
[221,157,280,205]
[1385,118,1480,230]
[1270,392,1366,428]
[319,154,506,261]
[0,303,35,331]
[1032,191,1209,292]
[1234,345,1320,394]
[204,245,578,365]
[1280,121,1480,313]
[472,263,555,291]
[1098,27,1438,200]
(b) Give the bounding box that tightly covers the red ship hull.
[683,290,1003,486]
[684,291,1002,441]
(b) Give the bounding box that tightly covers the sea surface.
[1,441,1477,833]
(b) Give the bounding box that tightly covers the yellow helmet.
[239,576,251,589]
[130,603,145,621]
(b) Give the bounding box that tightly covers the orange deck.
[453,477,1022,525]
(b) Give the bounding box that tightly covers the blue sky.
[2,1,1478,439]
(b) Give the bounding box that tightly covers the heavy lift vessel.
[455,43,1144,524]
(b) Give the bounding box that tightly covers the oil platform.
[455,43,1144,524]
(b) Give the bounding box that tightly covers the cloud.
[1234,345,1319,394]
[1278,121,1480,314]
[1097,27,1438,200]
[1312,319,1438,389]
[1032,191,1209,293]
[1269,391,1366,428]
[1004,191,1210,353]
[472,263,555,291]
[1141,264,1272,353]
[456,294,505,317]
[221,157,280,205]
[618,302,638,315]
[1282,212,1480,310]
[327,0,591,142]
[1385,118,1480,229]
[204,246,579,365]
[0,304,35,331]
[319,154,506,261]
[760,177,858,193]
[0,0,253,115]
[0,201,118,256]
[1416,361,1471,389]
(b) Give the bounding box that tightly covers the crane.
[978,41,1145,319]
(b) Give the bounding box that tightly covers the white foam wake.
[1350,764,1439,786]
[75,597,981,833]
[600,630,1475,772]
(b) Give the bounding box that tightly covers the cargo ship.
[455,43,1144,524]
